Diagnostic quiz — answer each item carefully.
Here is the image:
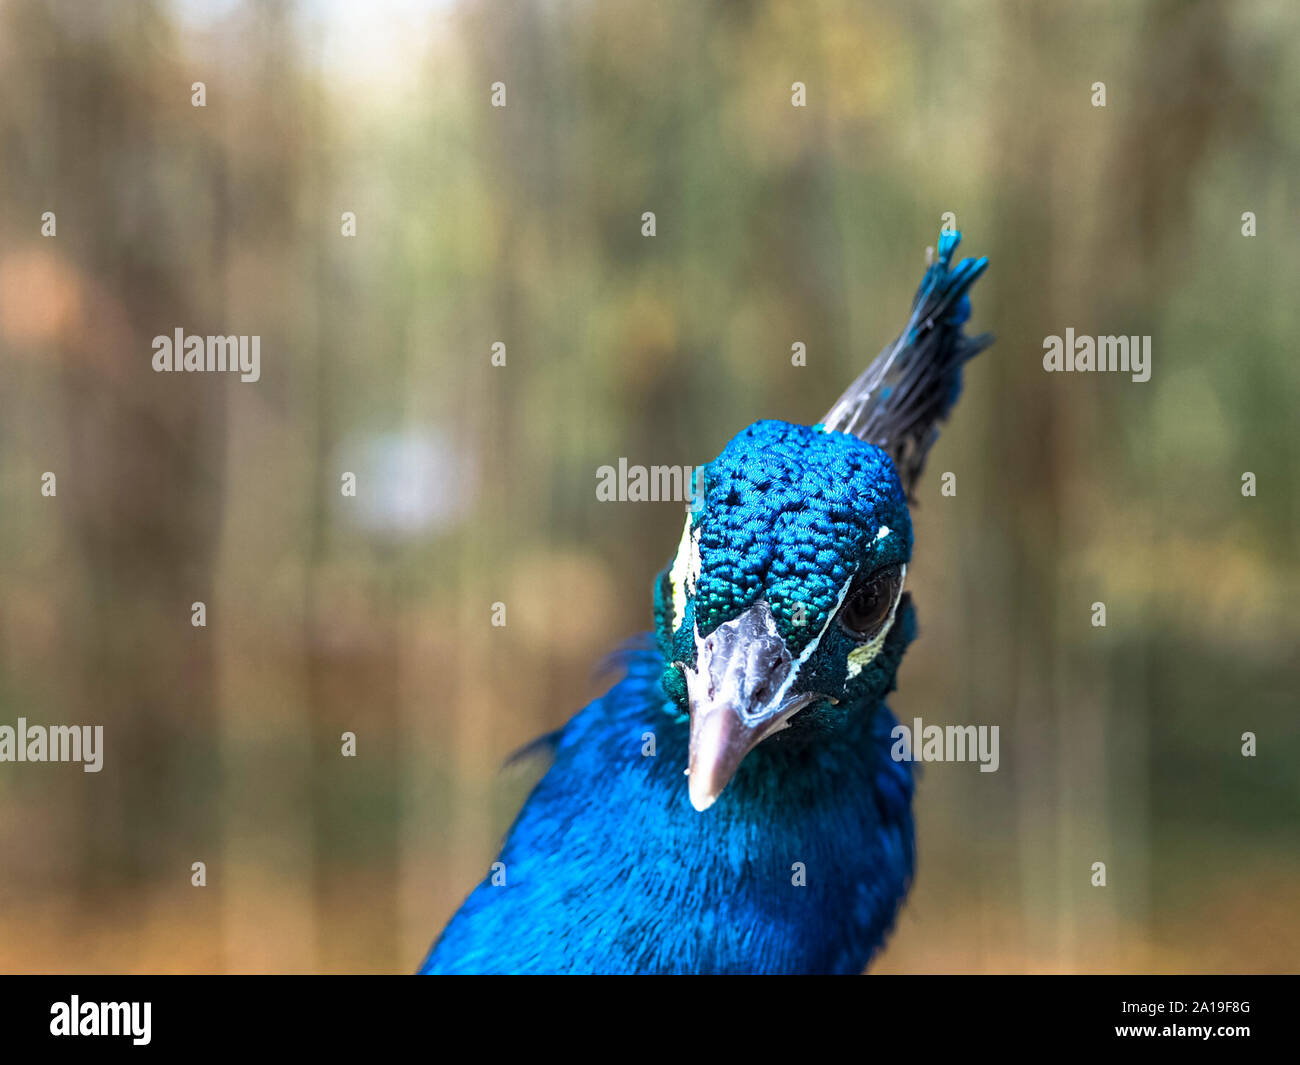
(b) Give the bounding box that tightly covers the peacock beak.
[682,601,820,812]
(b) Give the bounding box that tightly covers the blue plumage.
[425,643,914,974]
[423,232,990,974]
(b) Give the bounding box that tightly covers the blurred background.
[0,0,1297,973]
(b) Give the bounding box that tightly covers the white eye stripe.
[844,563,907,680]
[766,567,858,709]
[668,515,701,633]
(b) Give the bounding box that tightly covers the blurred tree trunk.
[29,2,227,959]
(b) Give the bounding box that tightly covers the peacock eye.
[838,564,903,641]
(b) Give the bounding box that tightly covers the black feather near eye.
[838,563,903,641]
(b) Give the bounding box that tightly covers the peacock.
[422,230,992,974]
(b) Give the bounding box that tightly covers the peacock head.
[653,422,917,810]
[652,230,991,811]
